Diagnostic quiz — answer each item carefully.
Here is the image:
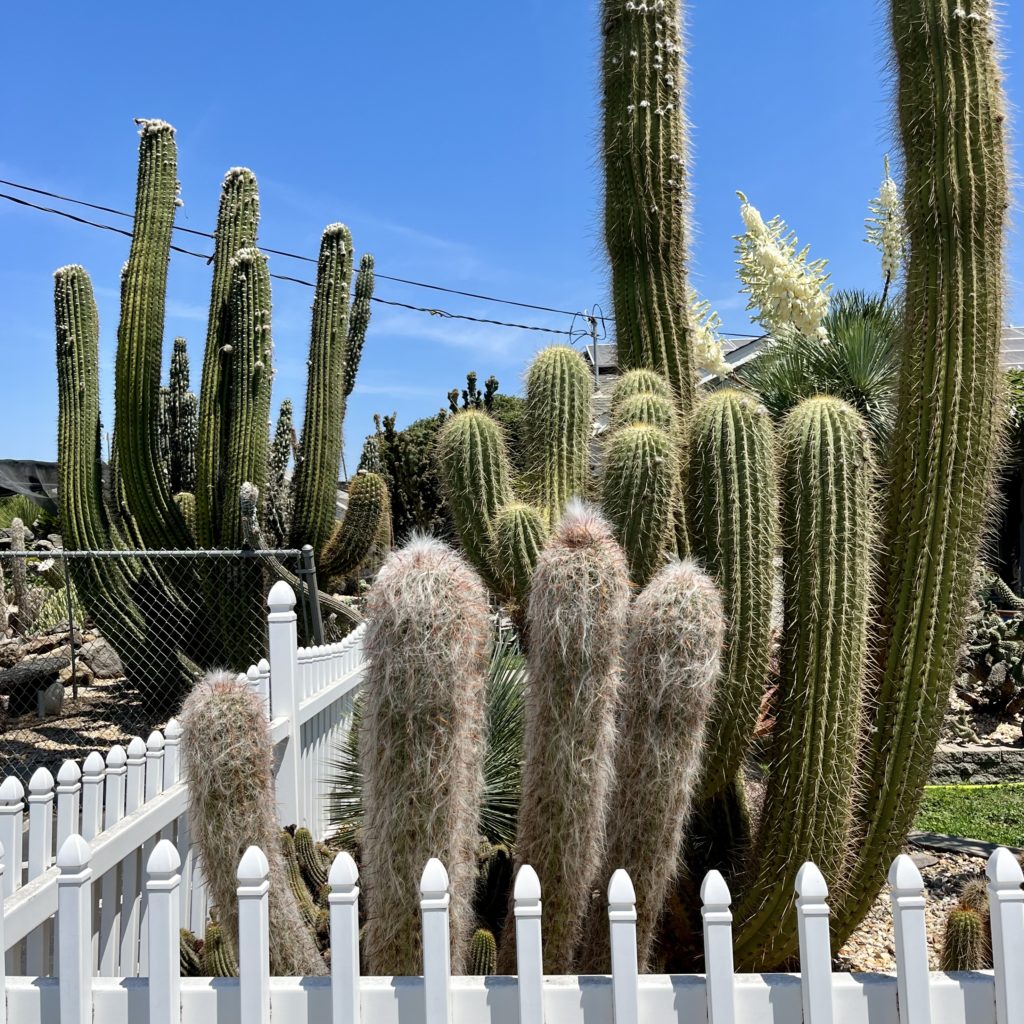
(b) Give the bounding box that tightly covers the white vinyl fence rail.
[2,838,1023,1024]
[1,581,366,984]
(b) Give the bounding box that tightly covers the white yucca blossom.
[689,290,732,377]
[865,154,906,286]
[734,191,831,341]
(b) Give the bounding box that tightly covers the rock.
[930,743,1024,784]
[58,661,94,688]
[38,680,64,717]
[0,639,21,669]
[21,632,79,657]
[0,649,72,715]
[911,852,939,870]
[80,638,123,679]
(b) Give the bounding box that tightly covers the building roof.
[1002,326,1024,370]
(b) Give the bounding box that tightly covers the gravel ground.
[836,848,988,972]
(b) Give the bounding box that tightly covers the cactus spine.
[290,225,356,556]
[502,503,631,973]
[601,423,679,587]
[180,671,325,976]
[940,908,987,972]
[686,390,778,797]
[469,928,498,975]
[835,0,1009,939]
[734,397,873,968]
[522,346,593,524]
[579,559,723,973]
[360,537,489,975]
[602,0,694,412]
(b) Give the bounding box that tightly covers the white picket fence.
[2,837,1023,1024]
[0,580,366,981]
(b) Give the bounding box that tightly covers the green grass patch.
[914,783,1024,848]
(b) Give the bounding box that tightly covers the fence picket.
[257,657,271,717]
[97,745,126,976]
[146,841,181,1024]
[0,778,24,897]
[987,847,1024,1024]
[237,846,271,1024]
[795,862,834,1024]
[26,767,55,976]
[268,581,302,827]
[701,870,736,1024]
[420,858,452,1024]
[888,854,931,1024]
[79,754,104,843]
[138,731,166,973]
[118,737,146,975]
[608,869,639,1024]
[56,835,92,1024]
[329,851,361,1024]
[513,865,543,1024]
[0,841,6,1024]
[55,761,82,855]
[163,720,182,787]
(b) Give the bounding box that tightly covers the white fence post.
[701,870,736,1024]
[57,835,92,1024]
[513,865,543,1024]
[26,766,55,976]
[98,744,126,976]
[420,858,452,1024]
[0,841,6,1024]
[888,854,931,1024]
[237,846,271,1024]
[796,862,834,1024]
[163,719,182,786]
[987,847,1024,1024]
[268,580,302,827]
[120,736,147,974]
[80,752,105,842]
[608,869,639,1024]
[55,760,82,853]
[329,851,361,1024]
[0,777,24,897]
[147,840,181,1024]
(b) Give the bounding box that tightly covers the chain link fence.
[0,546,337,782]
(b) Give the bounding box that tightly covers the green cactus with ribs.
[54,120,389,704]
[427,0,1008,970]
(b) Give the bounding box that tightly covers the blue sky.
[2,2,1021,466]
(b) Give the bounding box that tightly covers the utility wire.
[0,190,576,337]
[0,176,766,339]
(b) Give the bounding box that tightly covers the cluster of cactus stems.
[359,537,489,975]
[179,671,325,975]
[940,908,987,972]
[430,0,1010,972]
[54,120,387,696]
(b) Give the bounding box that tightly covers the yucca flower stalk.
[864,154,906,304]
[689,290,732,378]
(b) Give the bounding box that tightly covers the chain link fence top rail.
[0,545,341,783]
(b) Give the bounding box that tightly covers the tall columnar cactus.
[318,471,391,581]
[360,537,489,976]
[343,254,375,409]
[501,503,631,973]
[522,346,593,524]
[734,397,873,969]
[436,410,513,590]
[601,423,679,587]
[289,225,356,556]
[179,671,325,976]
[9,519,30,634]
[834,0,1008,940]
[611,368,673,407]
[610,391,677,433]
[113,120,192,550]
[686,390,778,797]
[265,399,295,547]
[602,0,694,412]
[489,502,548,608]
[195,167,260,548]
[579,559,723,973]
[165,337,197,494]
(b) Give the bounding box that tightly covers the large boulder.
[80,638,124,679]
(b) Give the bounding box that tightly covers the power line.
[0,190,576,337]
[0,176,766,339]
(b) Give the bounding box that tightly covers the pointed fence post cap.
[329,850,359,888]
[887,853,924,893]
[257,658,270,673]
[0,776,25,803]
[126,736,147,759]
[164,718,183,740]
[987,846,1024,888]
[57,759,82,786]
[82,751,105,777]
[795,862,829,902]
[608,868,636,905]
[237,845,270,885]
[514,864,541,902]
[246,664,261,683]
[267,579,296,612]
[700,869,732,908]
[29,766,55,794]
[106,744,128,768]
[146,731,165,752]
[147,839,182,880]
[420,857,449,897]
[57,834,91,872]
